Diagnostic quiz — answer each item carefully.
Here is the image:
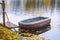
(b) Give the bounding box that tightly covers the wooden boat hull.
[18,17,51,30]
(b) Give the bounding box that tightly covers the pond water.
[0,0,60,40]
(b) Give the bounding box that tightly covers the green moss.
[0,25,22,40]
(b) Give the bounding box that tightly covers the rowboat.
[18,17,51,30]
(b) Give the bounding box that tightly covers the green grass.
[0,25,22,40]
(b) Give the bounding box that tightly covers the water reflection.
[0,0,60,40]
[19,26,51,35]
[39,26,60,40]
[0,0,60,26]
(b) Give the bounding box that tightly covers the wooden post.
[2,0,5,26]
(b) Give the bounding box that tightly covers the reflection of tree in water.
[10,0,20,12]
[57,0,60,10]
[25,0,35,10]
[25,0,51,11]
[50,0,55,13]
[50,0,60,11]
[25,0,41,11]
[51,0,55,8]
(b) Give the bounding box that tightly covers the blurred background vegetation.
[24,0,60,11]
[0,0,60,14]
